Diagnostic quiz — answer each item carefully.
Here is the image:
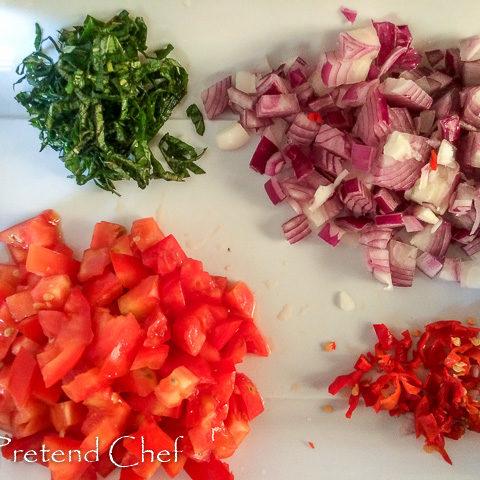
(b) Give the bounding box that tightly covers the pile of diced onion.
[202,19,480,289]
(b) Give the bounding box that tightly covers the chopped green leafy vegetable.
[15,10,205,193]
[158,133,206,179]
[186,104,205,136]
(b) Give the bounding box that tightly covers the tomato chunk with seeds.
[6,290,36,321]
[26,245,78,279]
[156,366,199,408]
[118,275,159,319]
[31,274,71,310]
[131,217,165,252]
[90,221,126,249]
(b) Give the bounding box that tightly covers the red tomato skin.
[50,400,86,434]
[161,277,186,314]
[224,282,255,318]
[83,270,123,307]
[6,290,36,321]
[17,315,47,344]
[221,336,247,365]
[142,235,187,276]
[111,252,150,288]
[163,453,187,478]
[210,319,244,350]
[114,368,157,397]
[31,274,71,310]
[155,366,200,408]
[131,217,165,252]
[38,310,67,338]
[238,320,270,357]
[8,347,37,407]
[62,367,106,403]
[111,234,135,256]
[26,245,79,279]
[90,221,126,249]
[78,248,111,282]
[143,308,171,347]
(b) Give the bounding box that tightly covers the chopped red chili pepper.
[307,112,323,123]
[430,149,437,170]
[329,320,480,464]
[307,441,315,449]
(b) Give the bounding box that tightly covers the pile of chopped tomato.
[0,211,269,480]
[329,321,480,464]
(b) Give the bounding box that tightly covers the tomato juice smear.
[0,210,270,480]
[330,321,480,464]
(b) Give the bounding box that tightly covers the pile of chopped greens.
[15,10,205,193]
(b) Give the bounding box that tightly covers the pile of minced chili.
[329,321,480,464]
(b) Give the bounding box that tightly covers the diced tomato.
[161,349,214,384]
[142,235,187,276]
[131,218,165,252]
[131,344,169,371]
[111,234,135,256]
[81,388,130,454]
[90,221,126,249]
[234,373,264,420]
[211,361,236,404]
[26,245,78,279]
[1,431,49,464]
[0,211,59,249]
[111,252,149,288]
[7,245,28,265]
[95,313,142,379]
[124,418,174,478]
[156,366,199,408]
[163,453,187,478]
[82,270,123,308]
[115,368,157,397]
[126,392,182,418]
[224,282,255,318]
[160,276,186,314]
[198,341,221,362]
[238,319,270,357]
[213,425,237,459]
[0,304,17,361]
[225,395,250,447]
[0,264,19,301]
[37,289,93,388]
[184,457,234,480]
[8,348,37,407]
[38,310,66,338]
[210,318,243,350]
[6,290,36,321]
[52,242,74,257]
[221,335,247,364]
[30,366,62,404]
[12,397,50,438]
[11,336,41,356]
[179,259,216,301]
[77,248,111,282]
[31,274,71,310]
[173,311,207,357]
[44,436,90,480]
[50,400,86,435]
[17,315,46,344]
[118,275,159,320]
[62,368,106,403]
[143,308,171,347]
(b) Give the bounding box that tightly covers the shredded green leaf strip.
[15,10,205,193]
[186,103,205,136]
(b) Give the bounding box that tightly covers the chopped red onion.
[336,216,371,231]
[389,240,417,287]
[340,177,375,217]
[264,152,285,176]
[318,51,372,87]
[410,220,451,259]
[201,76,232,119]
[318,221,346,246]
[351,143,376,171]
[432,88,460,119]
[452,228,476,244]
[416,110,436,136]
[360,225,393,249]
[322,109,354,130]
[375,213,403,227]
[380,78,433,111]
[308,94,336,113]
[333,80,378,108]
[425,49,444,68]
[264,176,286,205]
[463,237,480,256]
[340,7,357,24]
[227,87,256,111]
[282,214,311,244]
[460,36,480,62]
[378,46,408,77]
[287,112,320,145]
[315,124,352,160]
[372,155,424,191]
[364,246,392,288]
[439,257,461,282]
[416,252,443,278]
[312,146,345,177]
[374,188,401,213]
[256,94,300,118]
[288,57,308,88]
[240,109,273,129]
[336,26,380,60]
[250,136,278,174]
[352,87,389,146]
[256,73,290,96]
[445,48,462,78]
[386,107,415,135]
[284,144,314,179]
[403,215,424,232]
[439,115,460,143]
